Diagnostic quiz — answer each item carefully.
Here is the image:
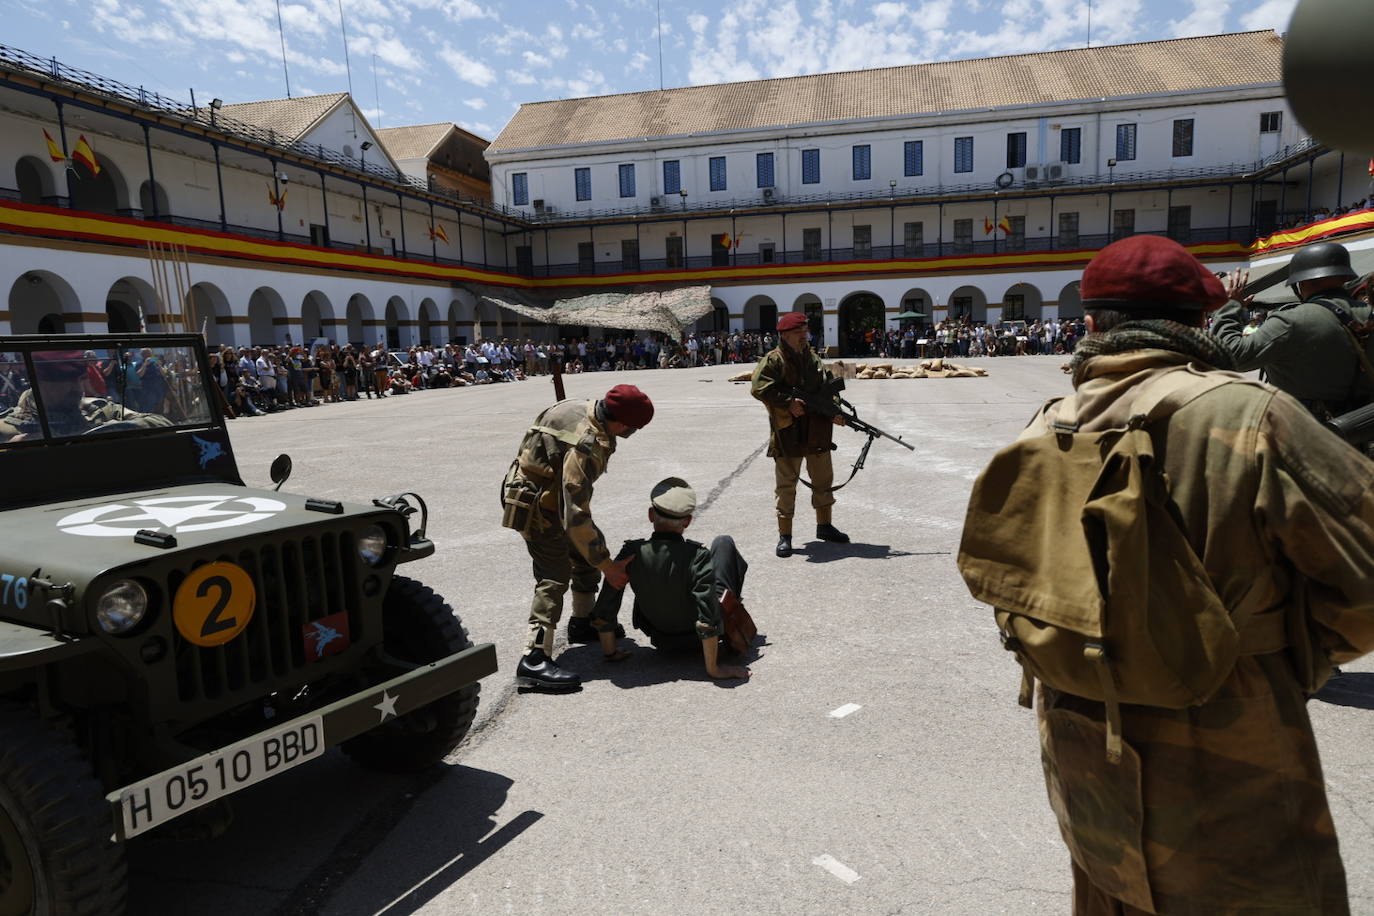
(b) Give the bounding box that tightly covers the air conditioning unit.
[650,196,663,209]
[532,199,545,212]
[1046,163,1066,184]
[543,204,557,215]
[1024,165,1042,182]
[762,188,776,202]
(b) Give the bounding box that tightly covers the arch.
[346,293,375,347]
[9,271,79,334]
[447,296,474,345]
[300,290,335,344]
[139,179,170,218]
[106,276,159,332]
[188,282,231,343]
[417,297,439,345]
[999,282,1043,321]
[896,287,933,322]
[838,290,886,356]
[384,296,410,350]
[14,156,56,205]
[248,286,287,346]
[695,297,729,333]
[475,299,499,340]
[1057,281,1083,318]
[792,293,823,339]
[947,285,989,323]
[69,154,129,215]
[742,295,777,333]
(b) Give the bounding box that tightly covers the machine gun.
[1327,402,1374,448]
[781,377,914,492]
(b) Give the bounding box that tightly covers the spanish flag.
[267,185,287,210]
[983,217,994,236]
[720,232,733,249]
[71,134,99,174]
[42,129,64,163]
[428,223,449,242]
[998,215,1013,234]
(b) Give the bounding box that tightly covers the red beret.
[1081,236,1226,313]
[604,384,654,428]
[34,350,88,380]
[777,312,808,331]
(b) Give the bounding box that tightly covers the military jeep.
[0,333,497,914]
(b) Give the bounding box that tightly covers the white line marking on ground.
[829,703,862,718]
[813,854,861,884]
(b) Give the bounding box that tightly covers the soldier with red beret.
[958,235,1374,914]
[501,383,654,690]
[750,311,849,557]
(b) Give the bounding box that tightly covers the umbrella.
[895,310,926,320]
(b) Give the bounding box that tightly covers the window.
[1168,205,1192,242]
[1006,132,1027,169]
[759,242,775,263]
[577,240,595,272]
[954,137,974,173]
[1060,128,1081,164]
[665,235,683,267]
[801,149,820,184]
[1115,123,1137,161]
[852,144,871,181]
[953,217,973,252]
[1172,119,1194,158]
[621,238,640,270]
[853,225,871,259]
[663,160,681,195]
[756,152,775,189]
[512,172,529,206]
[1003,294,1025,321]
[618,163,636,198]
[803,227,822,261]
[709,156,727,191]
[903,221,923,256]
[1260,111,1282,133]
[1113,208,1135,240]
[1058,211,1079,248]
[904,141,924,177]
[574,167,591,201]
[1005,215,1025,251]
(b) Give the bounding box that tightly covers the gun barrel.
[1327,402,1374,447]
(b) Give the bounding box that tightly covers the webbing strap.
[530,424,584,447]
[1083,644,1123,765]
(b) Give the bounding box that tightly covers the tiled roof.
[218,92,349,143]
[489,31,1283,153]
[376,123,455,160]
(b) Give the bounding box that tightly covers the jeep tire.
[341,577,480,773]
[0,705,127,916]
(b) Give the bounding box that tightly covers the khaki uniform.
[0,390,169,441]
[1211,293,1374,416]
[511,399,616,653]
[749,345,837,534]
[1009,349,1374,915]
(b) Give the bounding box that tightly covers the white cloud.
[523,50,551,68]
[506,69,538,85]
[1169,0,1230,38]
[1238,0,1300,31]
[439,43,496,85]
[627,50,650,72]
[463,96,488,109]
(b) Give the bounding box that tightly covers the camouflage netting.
[473,285,713,341]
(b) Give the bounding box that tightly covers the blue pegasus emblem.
[308,621,343,658]
[192,435,225,469]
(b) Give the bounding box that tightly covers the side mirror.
[269,454,292,491]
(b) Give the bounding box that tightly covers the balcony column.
[213,143,227,232]
[361,182,371,250]
[397,191,408,258]
[827,207,832,261]
[54,99,73,203]
[781,212,786,263]
[455,208,465,264]
[1306,156,1315,219]
[543,226,551,276]
[1048,193,1055,250]
[141,124,159,219]
[316,170,330,244]
[1336,152,1345,214]
[271,158,284,241]
[428,201,437,262]
[730,214,737,266]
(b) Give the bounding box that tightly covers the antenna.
[338,0,354,98]
[1086,0,1093,48]
[372,53,382,128]
[276,0,292,97]
[656,0,665,90]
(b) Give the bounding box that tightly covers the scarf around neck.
[1069,319,1235,387]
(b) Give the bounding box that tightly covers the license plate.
[113,715,324,839]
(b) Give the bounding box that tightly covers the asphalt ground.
[124,356,1374,915]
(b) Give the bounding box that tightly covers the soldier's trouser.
[524,526,600,653]
[773,452,836,535]
[1071,862,1152,916]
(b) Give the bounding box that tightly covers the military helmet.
[1288,242,1356,287]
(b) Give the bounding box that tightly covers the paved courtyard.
[125,356,1374,915]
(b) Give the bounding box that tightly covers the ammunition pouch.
[500,459,544,536]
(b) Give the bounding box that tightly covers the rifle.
[1326,401,1374,447]
[781,376,914,492]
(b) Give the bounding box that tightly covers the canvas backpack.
[957,365,1286,763]
[499,418,584,536]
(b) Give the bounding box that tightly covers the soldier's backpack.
[958,366,1284,763]
[499,420,583,536]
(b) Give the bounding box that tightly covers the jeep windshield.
[0,342,213,447]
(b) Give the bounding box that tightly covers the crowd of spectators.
[1273,199,1371,234]
[845,318,1090,359]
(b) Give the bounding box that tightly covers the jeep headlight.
[97,580,148,634]
[358,525,388,566]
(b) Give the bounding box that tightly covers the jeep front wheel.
[341,577,481,773]
[0,706,127,916]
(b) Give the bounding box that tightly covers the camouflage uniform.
[514,399,616,654]
[749,345,836,534]
[0,390,169,442]
[1024,349,1374,915]
[1211,293,1374,417]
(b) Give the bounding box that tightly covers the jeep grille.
[169,533,362,701]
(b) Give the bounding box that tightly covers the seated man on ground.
[588,477,751,680]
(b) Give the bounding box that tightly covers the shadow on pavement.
[1313,672,1374,709]
[794,541,940,562]
[127,756,532,916]
[555,640,758,690]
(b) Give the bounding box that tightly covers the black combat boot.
[816,523,850,543]
[775,534,793,558]
[516,649,582,690]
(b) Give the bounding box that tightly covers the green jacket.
[1211,293,1374,413]
[590,532,721,639]
[749,344,837,457]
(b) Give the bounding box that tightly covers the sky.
[0,0,1302,142]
